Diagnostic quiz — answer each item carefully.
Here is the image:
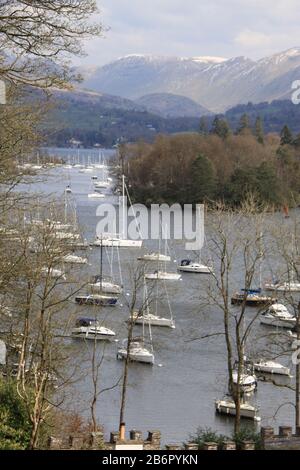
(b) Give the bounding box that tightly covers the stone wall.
[261,426,300,450]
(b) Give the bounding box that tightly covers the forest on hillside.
[121,119,300,208]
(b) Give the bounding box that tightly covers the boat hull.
[117,349,154,364]
[93,238,142,248]
[215,400,260,421]
[134,316,175,328]
[75,296,117,306]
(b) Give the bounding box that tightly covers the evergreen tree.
[199,116,208,135]
[237,113,250,135]
[280,125,293,146]
[210,116,231,139]
[254,116,264,144]
[189,153,216,203]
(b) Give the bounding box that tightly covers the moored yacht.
[264,281,300,292]
[215,397,261,421]
[260,303,296,328]
[254,359,291,376]
[145,270,181,281]
[177,259,213,274]
[117,339,154,364]
[72,317,115,340]
[138,252,171,262]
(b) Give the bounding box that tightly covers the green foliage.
[210,116,231,139]
[224,162,281,207]
[237,113,251,135]
[280,125,293,146]
[0,379,31,449]
[254,116,264,144]
[189,154,217,203]
[188,426,262,450]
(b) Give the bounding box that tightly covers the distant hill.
[135,93,210,117]
[80,49,300,113]
[38,87,300,147]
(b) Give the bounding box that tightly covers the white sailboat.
[71,317,115,341]
[41,267,66,280]
[254,359,291,376]
[93,175,142,248]
[88,192,105,199]
[145,271,181,281]
[260,303,296,328]
[130,278,175,328]
[215,397,261,421]
[63,254,88,264]
[138,252,171,262]
[264,281,300,292]
[117,314,154,364]
[88,239,123,295]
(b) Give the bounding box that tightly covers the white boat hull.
[89,281,122,295]
[72,327,115,341]
[117,348,154,364]
[260,316,296,329]
[215,399,261,421]
[138,254,171,262]
[145,271,181,281]
[93,238,142,248]
[178,265,213,274]
[254,362,291,376]
[133,314,175,328]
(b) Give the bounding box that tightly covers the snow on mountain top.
[191,56,228,64]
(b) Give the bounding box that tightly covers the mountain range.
[80,48,300,113]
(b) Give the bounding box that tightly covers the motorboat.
[75,293,118,306]
[137,252,171,262]
[215,397,261,421]
[231,289,276,306]
[232,370,257,394]
[117,339,154,364]
[177,259,213,274]
[72,317,115,340]
[254,359,291,376]
[260,303,296,328]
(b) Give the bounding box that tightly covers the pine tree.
[190,153,216,203]
[237,113,250,135]
[199,116,208,135]
[280,125,293,146]
[210,116,231,139]
[254,116,264,144]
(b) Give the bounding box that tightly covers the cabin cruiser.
[177,259,213,274]
[131,311,175,328]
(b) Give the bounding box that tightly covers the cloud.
[235,30,272,48]
[76,0,300,66]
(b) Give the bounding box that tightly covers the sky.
[77,0,300,66]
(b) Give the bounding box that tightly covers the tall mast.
[122,174,126,239]
[100,236,103,291]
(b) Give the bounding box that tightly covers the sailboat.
[93,175,142,248]
[215,397,261,421]
[254,359,291,376]
[145,224,180,280]
[177,259,213,274]
[71,317,116,341]
[260,303,296,328]
[117,317,154,364]
[130,278,175,328]
[89,238,123,295]
[232,359,257,394]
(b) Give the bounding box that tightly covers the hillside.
[80,49,300,113]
